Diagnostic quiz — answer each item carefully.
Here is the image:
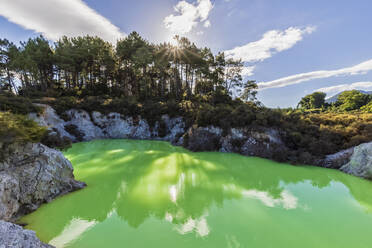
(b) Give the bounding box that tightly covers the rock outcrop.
[184,126,223,152]
[0,143,85,221]
[29,105,76,142]
[0,220,53,248]
[31,105,285,157]
[91,111,151,140]
[30,106,186,145]
[320,147,355,169]
[30,105,372,181]
[184,125,286,160]
[341,142,372,179]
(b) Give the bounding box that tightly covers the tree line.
[0,32,257,102]
[298,90,372,112]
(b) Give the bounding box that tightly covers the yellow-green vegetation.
[282,112,372,159]
[336,90,371,111]
[0,111,46,146]
[361,101,372,113]
[0,94,41,114]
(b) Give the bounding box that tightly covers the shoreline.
[31,104,372,181]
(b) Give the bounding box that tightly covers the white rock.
[0,174,20,221]
[29,104,75,141]
[341,142,372,179]
[132,119,151,139]
[65,110,104,141]
[161,115,186,143]
[322,147,354,169]
[92,112,134,139]
[0,143,85,221]
[0,220,53,248]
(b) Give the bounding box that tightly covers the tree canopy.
[297,90,372,113]
[297,92,326,110]
[0,33,257,103]
[335,90,371,111]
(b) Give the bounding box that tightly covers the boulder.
[0,143,85,221]
[0,220,53,248]
[341,142,372,179]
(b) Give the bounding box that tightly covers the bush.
[361,101,372,113]
[0,112,46,146]
[51,96,79,115]
[0,95,41,114]
[280,112,372,159]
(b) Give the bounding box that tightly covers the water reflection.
[49,219,97,247]
[21,140,372,247]
[241,189,298,209]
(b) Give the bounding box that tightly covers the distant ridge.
[325,90,372,104]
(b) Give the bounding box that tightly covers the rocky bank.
[30,104,286,159]
[30,104,372,180]
[0,142,85,247]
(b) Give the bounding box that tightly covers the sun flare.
[165,34,179,47]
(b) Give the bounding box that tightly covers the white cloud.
[0,0,125,43]
[316,82,372,97]
[203,20,211,28]
[258,59,372,90]
[164,0,213,35]
[241,66,256,77]
[225,26,316,63]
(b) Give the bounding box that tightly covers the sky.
[1,0,372,107]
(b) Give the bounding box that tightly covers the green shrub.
[0,112,46,146]
[361,101,372,113]
[49,96,79,115]
[0,95,41,114]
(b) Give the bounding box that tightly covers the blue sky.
[1,0,372,107]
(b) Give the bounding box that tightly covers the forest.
[0,32,257,102]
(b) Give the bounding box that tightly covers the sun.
[165,34,179,47]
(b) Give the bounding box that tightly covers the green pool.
[21,140,372,248]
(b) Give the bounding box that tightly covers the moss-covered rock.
[0,112,46,157]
